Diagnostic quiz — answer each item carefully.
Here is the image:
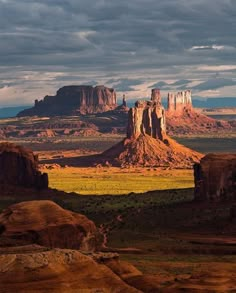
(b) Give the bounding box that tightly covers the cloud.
[1,0,236,105]
[108,79,144,91]
[192,78,236,91]
[148,81,169,88]
[190,45,225,51]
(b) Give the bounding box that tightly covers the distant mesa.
[0,142,48,190]
[0,200,102,251]
[167,90,192,115]
[194,153,236,201]
[99,88,203,168]
[166,89,231,135]
[17,85,118,116]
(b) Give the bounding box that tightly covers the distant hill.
[0,106,31,118]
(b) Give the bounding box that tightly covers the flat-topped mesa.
[127,89,166,140]
[17,85,117,116]
[167,90,192,114]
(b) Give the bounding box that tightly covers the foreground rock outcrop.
[0,247,140,293]
[194,154,236,201]
[99,89,202,168]
[18,85,117,116]
[0,200,102,251]
[0,143,48,190]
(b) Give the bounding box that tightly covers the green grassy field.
[47,167,194,195]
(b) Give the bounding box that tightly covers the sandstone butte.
[166,90,231,135]
[17,85,118,116]
[194,153,236,201]
[99,89,203,168]
[0,142,48,190]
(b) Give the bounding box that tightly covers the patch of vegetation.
[48,168,194,195]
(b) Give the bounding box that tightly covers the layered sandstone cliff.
[0,143,48,190]
[18,85,117,116]
[166,90,231,135]
[127,99,166,140]
[167,90,192,114]
[194,154,236,201]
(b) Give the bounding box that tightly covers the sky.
[0,0,236,106]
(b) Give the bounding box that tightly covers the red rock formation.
[122,94,127,107]
[166,90,232,135]
[0,247,140,293]
[194,154,236,201]
[99,89,202,168]
[167,90,192,114]
[127,99,166,140]
[151,88,161,104]
[17,85,117,116]
[0,143,48,190]
[0,200,103,251]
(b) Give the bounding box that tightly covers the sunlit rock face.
[127,88,166,140]
[0,200,103,251]
[167,90,192,115]
[194,154,236,201]
[18,85,117,116]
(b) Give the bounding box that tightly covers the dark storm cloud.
[1,0,236,68]
[0,0,236,104]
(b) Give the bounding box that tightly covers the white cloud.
[197,65,236,72]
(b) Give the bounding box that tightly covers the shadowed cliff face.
[0,143,48,190]
[194,154,236,201]
[17,85,117,116]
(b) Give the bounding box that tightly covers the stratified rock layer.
[166,89,231,135]
[127,99,166,140]
[167,90,192,114]
[0,248,140,293]
[0,142,48,189]
[0,200,102,251]
[18,85,117,116]
[194,154,236,201]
